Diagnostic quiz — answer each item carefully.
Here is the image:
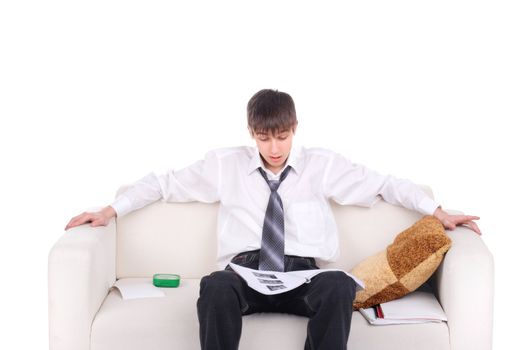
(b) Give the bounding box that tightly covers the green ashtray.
[153,273,180,288]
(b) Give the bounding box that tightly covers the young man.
[66,89,480,350]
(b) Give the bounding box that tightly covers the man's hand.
[65,206,116,230]
[433,207,481,235]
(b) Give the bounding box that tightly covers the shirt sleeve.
[110,150,221,217]
[322,153,439,216]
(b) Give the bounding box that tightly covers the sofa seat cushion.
[90,278,450,350]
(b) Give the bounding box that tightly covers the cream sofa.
[49,186,493,350]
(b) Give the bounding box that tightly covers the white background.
[1,1,523,349]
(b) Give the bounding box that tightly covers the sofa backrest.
[115,186,432,279]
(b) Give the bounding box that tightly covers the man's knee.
[197,270,249,319]
[200,270,241,294]
[315,271,356,301]
[198,271,244,304]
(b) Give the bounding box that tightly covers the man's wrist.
[102,205,117,219]
[433,206,447,221]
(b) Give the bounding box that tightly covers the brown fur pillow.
[351,216,451,309]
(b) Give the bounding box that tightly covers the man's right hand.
[65,206,116,230]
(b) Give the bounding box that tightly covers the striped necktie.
[258,165,292,271]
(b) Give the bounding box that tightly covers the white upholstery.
[49,185,494,350]
[90,279,451,350]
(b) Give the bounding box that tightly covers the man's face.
[251,127,295,174]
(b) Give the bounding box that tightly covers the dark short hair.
[247,89,297,134]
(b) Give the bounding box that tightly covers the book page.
[111,278,166,300]
[380,291,447,320]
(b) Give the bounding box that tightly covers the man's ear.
[292,122,298,134]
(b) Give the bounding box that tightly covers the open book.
[359,291,447,325]
[229,263,364,295]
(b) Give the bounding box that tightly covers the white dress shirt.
[111,146,439,269]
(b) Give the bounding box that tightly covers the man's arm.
[432,207,481,235]
[64,149,222,231]
[65,205,116,230]
[322,152,482,235]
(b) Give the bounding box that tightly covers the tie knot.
[258,165,291,192]
[268,180,280,192]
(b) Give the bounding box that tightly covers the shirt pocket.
[290,201,326,245]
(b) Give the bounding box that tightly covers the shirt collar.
[247,145,304,176]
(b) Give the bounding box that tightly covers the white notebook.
[359,291,447,325]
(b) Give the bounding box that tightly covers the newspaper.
[229,263,364,295]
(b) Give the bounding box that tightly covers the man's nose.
[270,139,279,153]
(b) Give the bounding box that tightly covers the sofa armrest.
[48,218,116,350]
[434,226,494,350]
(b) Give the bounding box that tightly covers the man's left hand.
[433,207,481,235]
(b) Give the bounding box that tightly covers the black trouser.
[197,250,357,350]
